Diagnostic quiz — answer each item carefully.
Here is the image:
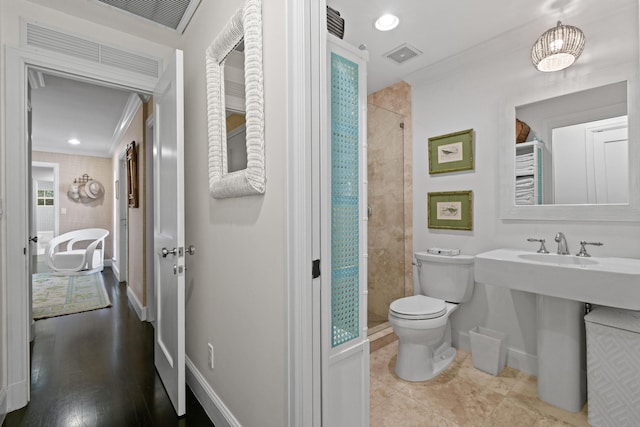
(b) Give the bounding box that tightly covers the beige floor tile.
[481,397,539,427]
[534,417,578,427]
[370,377,402,409]
[370,392,461,427]
[369,353,408,393]
[459,353,523,396]
[508,380,589,427]
[402,375,504,426]
[370,341,589,427]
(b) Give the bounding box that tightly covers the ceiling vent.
[24,22,160,78]
[94,0,201,33]
[384,43,422,65]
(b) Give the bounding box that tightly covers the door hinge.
[312,259,320,279]
[24,247,27,255]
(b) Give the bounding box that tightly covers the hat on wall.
[85,180,105,199]
[67,183,80,201]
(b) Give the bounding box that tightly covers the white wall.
[407,3,640,373]
[179,0,288,425]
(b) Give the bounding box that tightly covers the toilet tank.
[414,252,475,303]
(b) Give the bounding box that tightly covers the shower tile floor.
[370,340,590,427]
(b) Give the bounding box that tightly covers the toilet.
[388,251,475,381]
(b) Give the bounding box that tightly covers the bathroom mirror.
[500,78,640,221]
[514,81,628,206]
[206,0,265,198]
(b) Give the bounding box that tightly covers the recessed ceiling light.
[375,14,399,32]
[68,138,81,145]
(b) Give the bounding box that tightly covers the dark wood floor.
[3,268,214,427]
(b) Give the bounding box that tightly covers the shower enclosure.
[367,104,406,334]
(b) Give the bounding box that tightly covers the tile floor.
[370,340,590,427]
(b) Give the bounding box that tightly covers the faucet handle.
[576,241,603,257]
[527,238,549,254]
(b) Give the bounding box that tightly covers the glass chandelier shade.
[531,21,585,72]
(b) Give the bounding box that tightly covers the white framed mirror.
[500,77,640,221]
[206,0,265,199]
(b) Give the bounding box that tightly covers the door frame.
[4,45,158,411]
[30,162,60,242]
[286,0,325,425]
[145,113,156,324]
[115,150,129,283]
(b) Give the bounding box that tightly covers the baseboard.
[185,356,242,427]
[0,386,7,425]
[111,260,121,281]
[456,330,538,376]
[126,286,147,321]
[506,347,537,376]
[104,259,112,268]
[454,329,472,353]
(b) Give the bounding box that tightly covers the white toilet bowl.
[388,295,459,381]
[388,252,474,382]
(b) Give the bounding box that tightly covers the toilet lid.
[389,295,447,320]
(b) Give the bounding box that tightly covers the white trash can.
[585,307,640,427]
[469,326,507,376]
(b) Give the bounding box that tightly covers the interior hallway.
[3,268,213,426]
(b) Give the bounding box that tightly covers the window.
[37,190,54,206]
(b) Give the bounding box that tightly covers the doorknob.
[186,245,196,255]
[29,236,38,243]
[162,247,178,258]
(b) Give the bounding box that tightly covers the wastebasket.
[585,306,640,427]
[469,326,507,376]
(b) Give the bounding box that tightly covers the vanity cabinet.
[515,140,548,205]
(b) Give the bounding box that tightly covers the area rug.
[32,272,111,319]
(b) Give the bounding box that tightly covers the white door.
[320,38,369,427]
[592,126,628,204]
[153,50,186,416]
[27,84,36,341]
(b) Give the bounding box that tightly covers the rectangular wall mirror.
[206,0,265,199]
[514,81,628,206]
[224,41,248,173]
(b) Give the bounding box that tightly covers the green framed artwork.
[428,128,474,174]
[427,191,473,230]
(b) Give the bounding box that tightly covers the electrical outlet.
[208,343,214,369]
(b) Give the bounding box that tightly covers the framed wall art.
[427,190,473,230]
[126,141,138,208]
[428,128,474,174]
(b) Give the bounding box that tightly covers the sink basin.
[518,253,598,266]
[476,248,640,412]
[475,248,640,310]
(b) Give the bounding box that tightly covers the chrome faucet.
[554,232,569,255]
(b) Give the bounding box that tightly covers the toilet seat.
[389,295,447,320]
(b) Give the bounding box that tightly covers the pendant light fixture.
[531,21,585,72]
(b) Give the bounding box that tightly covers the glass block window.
[37,189,54,206]
[330,52,360,347]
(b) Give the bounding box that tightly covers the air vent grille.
[26,23,101,63]
[385,43,422,65]
[101,46,159,77]
[96,0,199,31]
[25,22,159,78]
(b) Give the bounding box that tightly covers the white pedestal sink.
[475,249,640,412]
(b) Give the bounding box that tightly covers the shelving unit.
[515,140,546,205]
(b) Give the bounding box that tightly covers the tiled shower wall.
[367,81,413,328]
